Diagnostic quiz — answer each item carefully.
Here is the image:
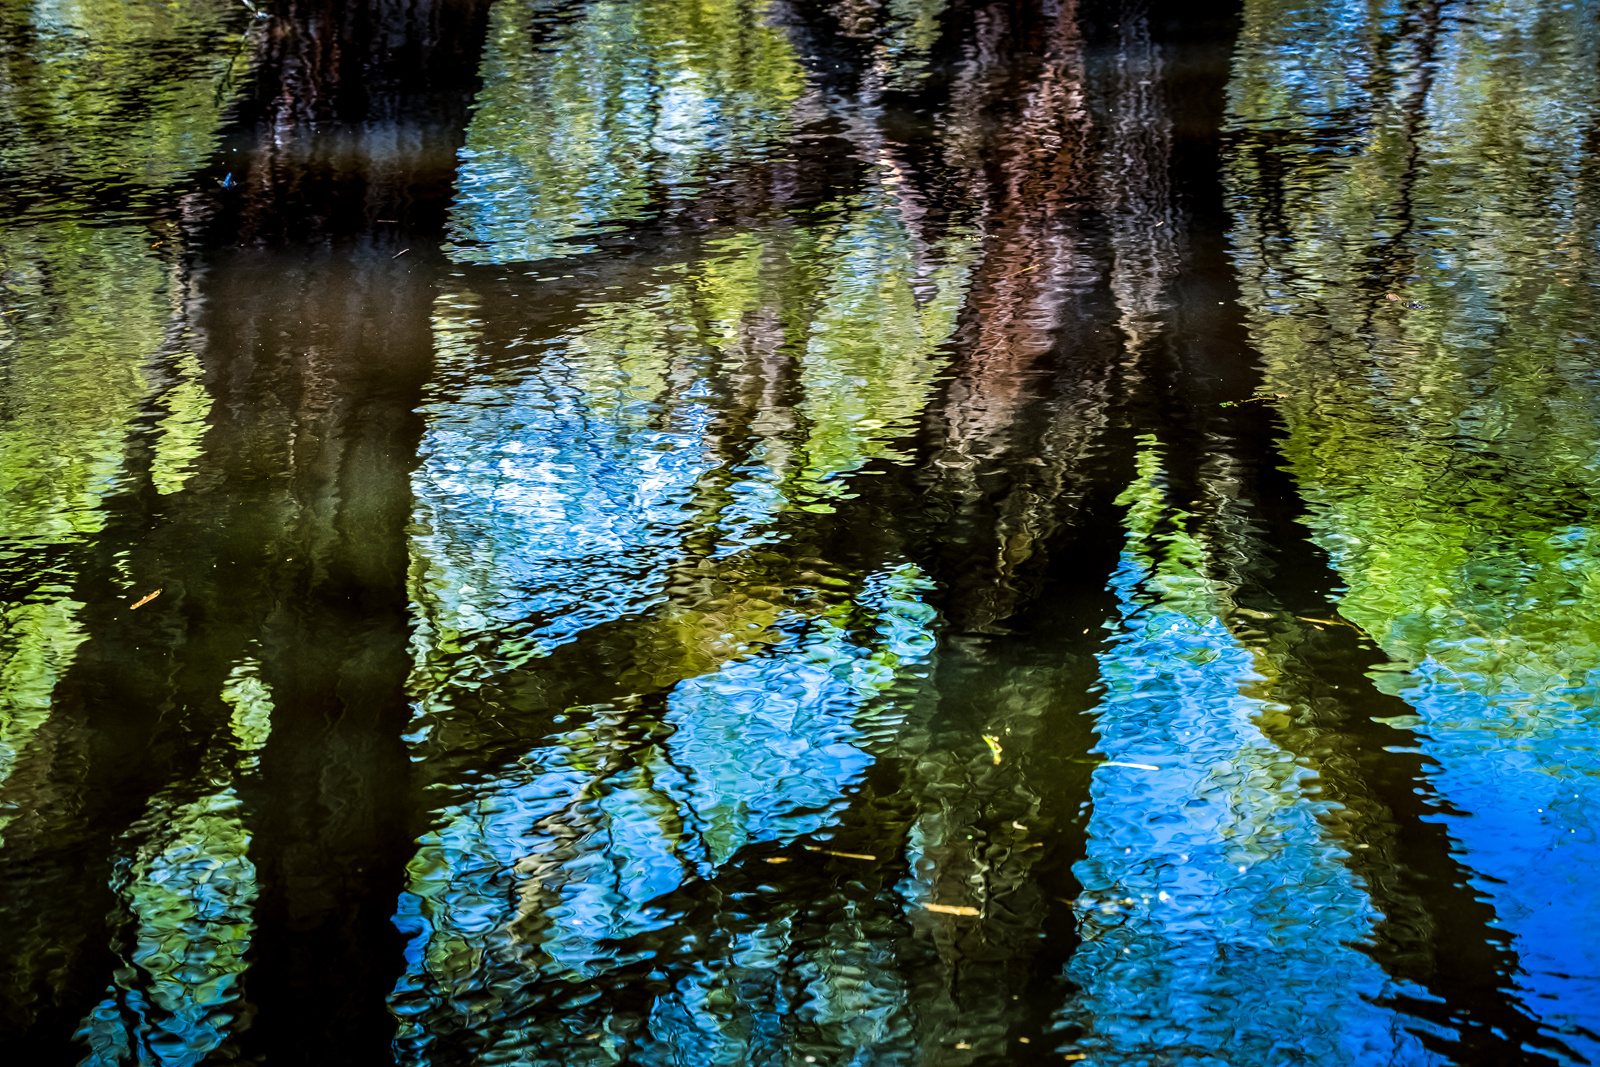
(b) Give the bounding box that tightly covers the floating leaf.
[925,903,980,916]
[804,846,876,861]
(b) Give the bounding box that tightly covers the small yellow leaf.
[982,734,1003,764]
[925,903,981,916]
[804,846,876,861]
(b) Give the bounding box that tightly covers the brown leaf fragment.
[128,589,162,610]
[924,903,981,916]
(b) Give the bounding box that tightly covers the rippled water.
[1,0,1597,1062]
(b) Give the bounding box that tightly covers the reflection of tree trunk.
[917,0,1195,634]
[890,638,1105,1061]
[216,0,494,246]
[0,263,255,1045]
[914,0,1105,634]
[1187,426,1575,1063]
[1366,0,1445,291]
[0,704,127,1043]
[213,2,492,1057]
[938,0,1094,463]
[0,0,494,1056]
[186,244,429,1061]
[1097,11,1178,355]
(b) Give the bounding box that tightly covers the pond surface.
[1,0,1598,1063]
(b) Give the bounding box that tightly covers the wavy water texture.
[1060,440,1444,1065]
[447,0,806,262]
[1,0,1597,1062]
[1227,0,1600,1058]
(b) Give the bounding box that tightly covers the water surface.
[0,0,1597,1063]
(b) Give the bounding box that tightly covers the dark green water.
[0,0,1597,1062]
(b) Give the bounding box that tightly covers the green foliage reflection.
[0,0,247,214]
[449,0,805,262]
[1226,0,1600,703]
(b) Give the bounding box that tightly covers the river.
[0,0,1596,1063]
